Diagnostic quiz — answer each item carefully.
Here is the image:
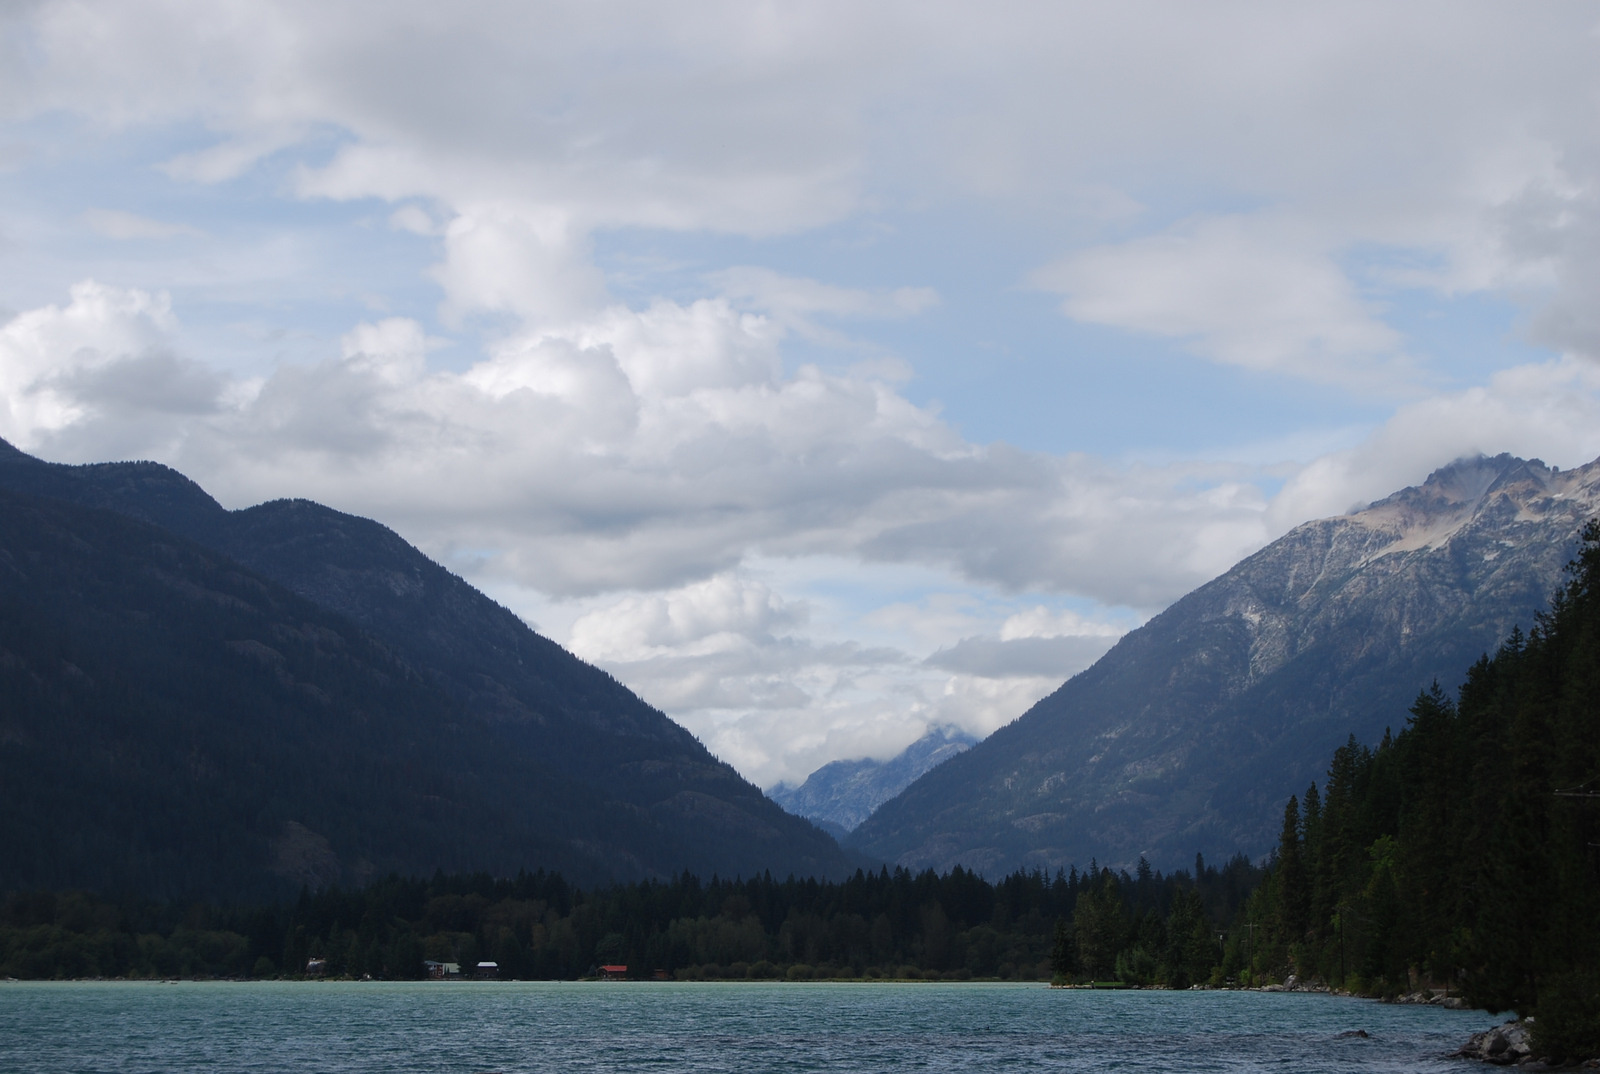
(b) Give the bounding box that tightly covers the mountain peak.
[1423,451,1546,499]
[0,438,227,536]
[1336,453,1600,564]
[851,452,1600,876]
[772,725,979,835]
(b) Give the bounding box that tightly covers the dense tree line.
[2,855,1259,985]
[1237,521,1600,1059]
[1049,853,1262,989]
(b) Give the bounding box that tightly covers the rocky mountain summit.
[770,726,977,836]
[851,453,1600,875]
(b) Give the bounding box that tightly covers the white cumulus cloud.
[1034,214,1412,390]
[8,2,1600,790]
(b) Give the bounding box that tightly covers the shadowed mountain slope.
[0,440,852,897]
[0,486,624,899]
[850,454,1600,876]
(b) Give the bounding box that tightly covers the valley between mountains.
[2,439,1597,897]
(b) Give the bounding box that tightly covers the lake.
[0,981,1499,1073]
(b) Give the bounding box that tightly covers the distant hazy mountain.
[0,439,854,899]
[850,454,1600,876]
[771,726,978,835]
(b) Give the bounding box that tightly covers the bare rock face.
[851,454,1600,875]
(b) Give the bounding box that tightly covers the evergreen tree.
[1074,871,1128,981]
[1049,917,1075,982]
[1273,795,1308,956]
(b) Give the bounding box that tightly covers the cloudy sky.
[5,2,1600,788]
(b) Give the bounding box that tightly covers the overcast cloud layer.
[4,2,1600,786]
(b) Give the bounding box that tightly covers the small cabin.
[475,961,499,979]
[425,960,461,979]
[305,958,327,976]
[599,964,627,981]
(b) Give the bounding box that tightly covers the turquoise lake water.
[0,981,1500,1073]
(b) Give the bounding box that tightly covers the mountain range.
[0,439,853,899]
[850,453,1600,874]
[7,440,1596,899]
[769,725,977,837]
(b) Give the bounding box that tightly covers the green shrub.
[1533,971,1600,1063]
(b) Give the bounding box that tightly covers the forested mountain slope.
[1245,521,1600,1058]
[851,454,1600,875]
[0,441,852,898]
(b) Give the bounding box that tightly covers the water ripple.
[0,981,1501,1073]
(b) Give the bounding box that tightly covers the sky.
[5,2,1600,789]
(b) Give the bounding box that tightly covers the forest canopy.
[1,855,1260,986]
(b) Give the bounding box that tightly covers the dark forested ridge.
[0,441,854,898]
[0,486,694,898]
[853,454,1600,876]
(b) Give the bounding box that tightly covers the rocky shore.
[1244,976,1600,1067]
[1456,1020,1600,1069]
[1387,988,1471,1010]
[1251,975,1471,1008]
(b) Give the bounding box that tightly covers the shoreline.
[0,974,1493,1002]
